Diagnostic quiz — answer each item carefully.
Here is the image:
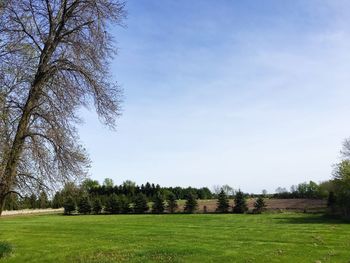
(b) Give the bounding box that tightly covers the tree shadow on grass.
[0,241,13,259]
[275,214,350,225]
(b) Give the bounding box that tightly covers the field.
[0,213,349,263]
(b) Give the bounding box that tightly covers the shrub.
[77,196,92,214]
[133,193,149,214]
[119,195,131,214]
[63,196,76,215]
[92,198,103,214]
[233,190,248,214]
[216,189,230,213]
[0,242,12,259]
[105,194,120,214]
[184,193,198,213]
[152,194,165,213]
[167,193,178,213]
[253,196,266,214]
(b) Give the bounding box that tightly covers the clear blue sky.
[79,0,350,193]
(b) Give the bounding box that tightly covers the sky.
[78,0,350,193]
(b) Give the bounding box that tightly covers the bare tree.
[0,0,126,215]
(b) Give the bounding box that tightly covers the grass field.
[0,213,349,263]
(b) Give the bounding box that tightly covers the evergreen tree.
[92,198,103,214]
[77,196,92,214]
[327,191,337,213]
[152,193,165,213]
[184,193,198,213]
[105,194,120,214]
[216,189,230,213]
[119,195,131,213]
[253,196,266,214]
[63,196,76,215]
[133,193,149,213]
[233,190,248,214]
[38,191,49,209]
[167,193,178,213]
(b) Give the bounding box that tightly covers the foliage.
[233,190,248,214]
[167,193,178,213]
[92,198,103,214]
[77,196,92,215]
[63,196,76,215]
[253,196,266,214]
[152,194,165,213]
[105,194,120,214]
[184,193,198,213]
[216,190,230,213]
[133,194,149,214]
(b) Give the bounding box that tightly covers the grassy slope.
[0,213,349,263]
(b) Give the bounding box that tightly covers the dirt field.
[177,198,327,213]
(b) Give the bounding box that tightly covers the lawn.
[0,213,349,262]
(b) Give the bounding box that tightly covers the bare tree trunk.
[0,83,43,216]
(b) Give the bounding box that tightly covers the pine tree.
[92,198,103,214]
[216,189,230,213]
[152,193,165,213]
[119,195,131,214]
[133,193,149,213]
[167,193,178,213]
[77,196,92,214]
[253,196,266,214]
[63,196,76,215]
[233,190,248,214]
[184,193,198,213]
[105,194,120,214]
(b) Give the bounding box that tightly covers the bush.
[216,189,230,213]
[133,193,149,214]
[77,196,92,214]
[167,193,178,213]
[253,196,266,214]
[233,190,248,214]
[63,196,76,215]
[92,198,103,214]
[152,194,165,213]
[105,194,120,214]
[0,242,12,259]
[184,193,198,213]
[119,195,131,213]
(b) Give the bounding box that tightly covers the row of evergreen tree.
[63,189,267,215]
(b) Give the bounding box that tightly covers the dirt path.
[2,208,63,216]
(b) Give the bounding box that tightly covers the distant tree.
[167,193,178,213]
[63,196,76,215]
[38,191,49,209]
[133,193,149,214]
[92,198,103,214]
[184,193,198,213]
[262,189,268,197]
[233,190,248,214]
[221,185,235,196]
[52,192,63,209]
[253,196,266,214]
[152,194,165,213]
[77,196,92,214]
[29,194,37,209]
[103,178,114,188]
[105,194,120,214]
[119,195,131,214]
[216,190,230,213]
[327,191,336,213]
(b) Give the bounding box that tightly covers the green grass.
[0,213,349,262]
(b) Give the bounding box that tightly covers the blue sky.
[79,0,350,193]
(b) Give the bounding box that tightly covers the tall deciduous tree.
[0,0,126,215]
